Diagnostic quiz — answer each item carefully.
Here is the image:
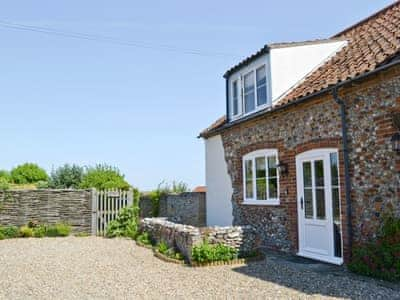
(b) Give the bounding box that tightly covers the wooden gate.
[91,189,133,236]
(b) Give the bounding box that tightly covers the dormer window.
[229,60,270,120]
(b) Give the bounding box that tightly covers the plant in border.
[46,224,71,237]
[105,203,139,239]
[19,226,33,237]
[155,241,184,261]
[136,232,152,246]
[33,225,46,238]
[349,214,400,282]
[157,241,169,255]
[192,241,238,263]
[0,226,19,239]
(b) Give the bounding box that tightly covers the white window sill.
[231,103,271,121]
[241,199,280,206]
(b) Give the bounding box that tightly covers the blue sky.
[0,0,393,190]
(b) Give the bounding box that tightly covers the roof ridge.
[332,0,400,38]
[268,38,346,49]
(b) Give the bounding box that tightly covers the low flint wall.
[140,217,257,261]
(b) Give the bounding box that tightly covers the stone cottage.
[200,2,400,264]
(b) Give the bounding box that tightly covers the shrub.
[11,163,48,184]
[80,164,130,190]
[46,224,71,237]
[105,204,139,238]
[33,225,46,238]
[0,231,4,240]
[19,226,33,237]
[349,214,400,281]
[0,226,19,238]
[192,242,238,263]
[49,164,84,189]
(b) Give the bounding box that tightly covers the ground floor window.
[243,149,279,205]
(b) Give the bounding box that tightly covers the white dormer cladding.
[227,40,348,121]
[228,55,272,120]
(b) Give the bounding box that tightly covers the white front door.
[296,149,343,265]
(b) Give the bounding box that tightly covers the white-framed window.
[242,149,279,205]
[230,63,268,119]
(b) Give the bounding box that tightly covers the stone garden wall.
[140,217,257,261]
[0,189,93,233]
[139,192,206,227]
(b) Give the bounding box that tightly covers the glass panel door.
[302,159,327,220]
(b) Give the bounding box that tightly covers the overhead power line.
[0,20,237,57]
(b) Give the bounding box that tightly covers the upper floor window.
[243,149,279,205]
[230,64,268,119]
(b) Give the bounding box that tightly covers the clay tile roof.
[193,186,206,193]
[200,1,400,138]
[199,115,226,137]
[277,1,400,106]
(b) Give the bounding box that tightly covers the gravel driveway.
[0,237,398,299]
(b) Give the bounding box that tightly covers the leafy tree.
[79,164,130,190]
[10,163,48,184]
[49,164,84,189]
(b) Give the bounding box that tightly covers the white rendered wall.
[205,135,233,226]
[269,41,347,103]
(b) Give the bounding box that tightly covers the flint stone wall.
[140,217,256,261]
[0,189,92,233]
[139,192,206,227]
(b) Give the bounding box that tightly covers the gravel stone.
[0,237,398,299]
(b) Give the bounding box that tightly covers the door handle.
[300,197,304,210]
